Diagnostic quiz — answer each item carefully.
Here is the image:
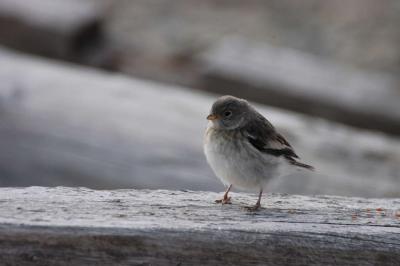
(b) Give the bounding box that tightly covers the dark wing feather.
[244,113,314,170]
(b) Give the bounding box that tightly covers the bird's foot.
[215,196,232,204]
[242,203,261,212]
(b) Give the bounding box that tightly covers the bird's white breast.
[204,125,283,191]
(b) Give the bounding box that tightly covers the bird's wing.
[244,116,298,159]
[244,114,314,170]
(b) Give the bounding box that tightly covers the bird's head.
[207,95,251,130]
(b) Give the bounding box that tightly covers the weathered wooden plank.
[198,37,400,135]
[0,47,400,197]
[0,187,399,265]
[0,0,115,68]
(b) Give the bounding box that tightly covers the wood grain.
[0,187,399,265]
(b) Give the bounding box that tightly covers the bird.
[203,95,314,211]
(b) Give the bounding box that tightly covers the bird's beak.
[207,114,220,120]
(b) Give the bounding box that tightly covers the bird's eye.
[224,111,232,117]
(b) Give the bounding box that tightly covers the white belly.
[204,126,283,191]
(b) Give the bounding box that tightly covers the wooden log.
[1,47,400,197]
[0,187,399,265]
[0,0,115,68]
[198,37,400,135]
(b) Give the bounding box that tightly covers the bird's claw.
[215,196,232,204]
[242,204,261,212]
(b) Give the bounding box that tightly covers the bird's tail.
[290,160,315,171]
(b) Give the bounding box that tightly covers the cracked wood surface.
[0,187,399,265]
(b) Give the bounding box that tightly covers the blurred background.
[0,0,400,197]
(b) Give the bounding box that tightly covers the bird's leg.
[215,184,232,204]
[244,189,263,211]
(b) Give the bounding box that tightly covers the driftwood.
[1,47,400,197]
[0,0,115,68]
[198,37,400,135]
[0,187,399,265]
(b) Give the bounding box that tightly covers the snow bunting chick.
[204,95,313,211]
